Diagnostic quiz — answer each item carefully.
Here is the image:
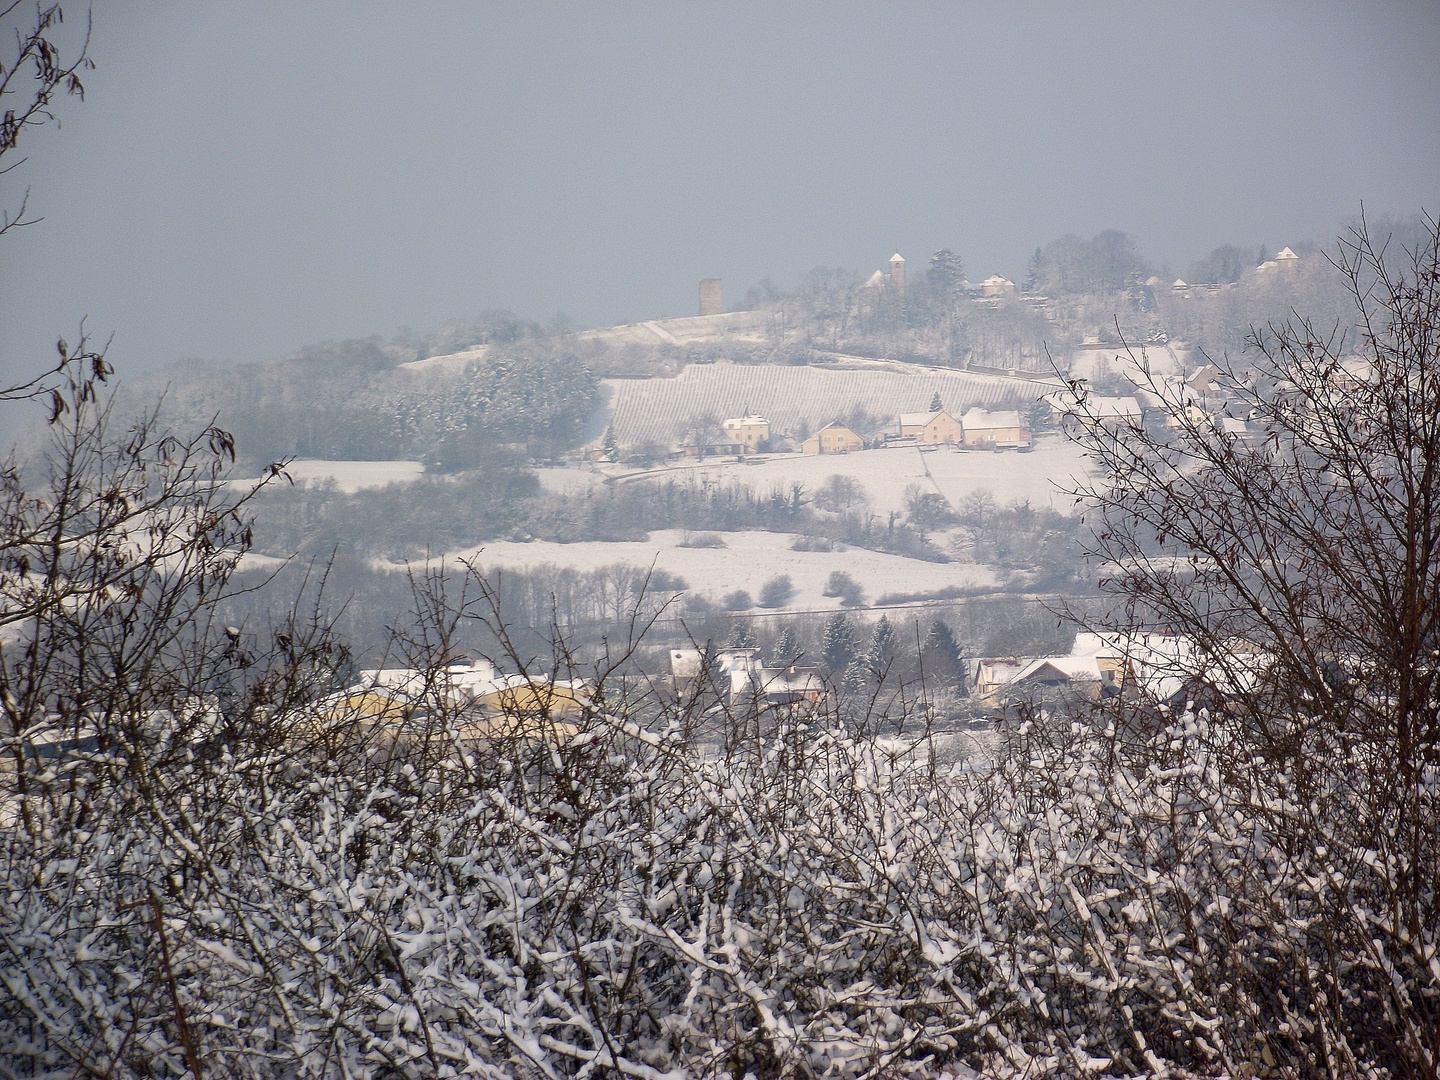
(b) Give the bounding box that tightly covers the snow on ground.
[250,459,426,493]
[534,466,606,497]
[604,360,1060,446]
[921,436,1096,510]
[235,552,288,573]
[389,529,997,612]
[399,344,490,373]
[604,435,1095,515]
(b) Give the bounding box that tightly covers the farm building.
[802,424,864,455]
[1046,392,1145,430]
[678,437,745,458]
[960,408,1031,448]
[721,414,770,453]
[898,412,932,438]
[1089,396,1145,429]
[671,648,828,707]
[898,410,964,445]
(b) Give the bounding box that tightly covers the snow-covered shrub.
[5,635,1435,1077]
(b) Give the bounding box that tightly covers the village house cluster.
[585,247,1324,465]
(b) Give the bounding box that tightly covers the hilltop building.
[1255,247,1301,276]
[699,278,723,316]
[889,252,906,293]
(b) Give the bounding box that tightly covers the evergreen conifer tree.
[773,625,799,665]
[921,618,962,687]
[725,621,759,650]
[1023,246,1043,291]
[865,615,897,680]
[821,613,855,672]
[927,248,964,295]
[929,392,943,412]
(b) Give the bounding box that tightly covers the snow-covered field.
[234,459,427,493]
[389,529,997,612]
[605,435,1095,515]
[604,360,1060,445]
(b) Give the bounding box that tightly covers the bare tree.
[1067,212,1440,1076]
[2,2,96,402]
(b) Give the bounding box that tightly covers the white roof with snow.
[1089,396,1143,418]
[889,252,905,263]
[898,412,936,428]
[1275,247,1299,261]
[960,407,1023,430]
[1011,656,1106,684]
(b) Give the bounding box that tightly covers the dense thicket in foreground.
[2,220,1437,1078]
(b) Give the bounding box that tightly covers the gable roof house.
[971,635,1127,707]
[669,648,829,708]
[802,423,864,455]
[898,410,964,444]
[959,407,1031,448]
[1048,392,1145,431]
[721,414,771,454]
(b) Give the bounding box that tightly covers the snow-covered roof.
[961,407,1023,430]
[1089,396,1143,418]
[1275,247,1299,261]
[670,649,702,678]
[863,270,887,288]
[1172,279,1189,288]
[898,412,935,428]
[1011,656,1105,684]
[723,414,770,426]
[982,274,1012,286]
[889,252,905,263]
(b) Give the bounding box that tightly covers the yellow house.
[899,410,963,445]
[472,677,589,721]
[340,669,587,747]
[802,423,863,455]
[960,408,1031,448]
[721,414,770,453]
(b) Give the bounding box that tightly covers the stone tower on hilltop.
[889,252,906,293]
[699,278,723,316]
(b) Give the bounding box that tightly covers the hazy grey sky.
[2,1,1437,378]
